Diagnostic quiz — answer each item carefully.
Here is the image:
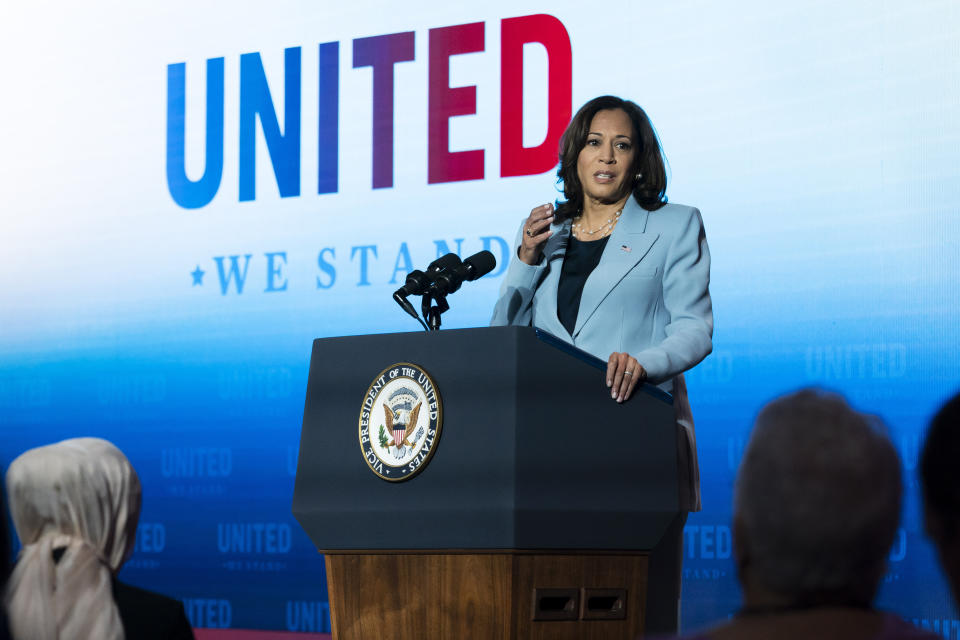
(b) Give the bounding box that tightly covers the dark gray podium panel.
[292,326,678,551]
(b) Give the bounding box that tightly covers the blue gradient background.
[1,1,959,634]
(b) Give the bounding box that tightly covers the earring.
[635,172,642,182]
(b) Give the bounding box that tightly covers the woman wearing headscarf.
[3,437,194,640]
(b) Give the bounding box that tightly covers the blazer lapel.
[545,222,570,265]
[536,221,574,338]
[573,202,659,336]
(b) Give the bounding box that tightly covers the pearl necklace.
[572,208,623,238]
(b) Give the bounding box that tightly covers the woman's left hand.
[606,352,646,403]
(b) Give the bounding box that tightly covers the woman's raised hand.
[518,203,555,265]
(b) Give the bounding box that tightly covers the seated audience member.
[685,389,938,640]
[921,391,960,606]
[1,483,8,582]
[3,438,194,640]
[1,485,10,640]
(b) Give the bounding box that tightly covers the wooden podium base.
[325,551,648,639]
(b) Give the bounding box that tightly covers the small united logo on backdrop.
[358,363,442,481]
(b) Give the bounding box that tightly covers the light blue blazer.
[490,198,713,510]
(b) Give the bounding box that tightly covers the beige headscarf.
[4,437,141,640]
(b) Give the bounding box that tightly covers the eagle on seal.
[383,401,421,456]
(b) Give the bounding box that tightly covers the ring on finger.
[525,227,533,237]
[624,370,633,377]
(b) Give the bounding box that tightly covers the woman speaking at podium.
[491,95,713,630]
[491,94,712,508]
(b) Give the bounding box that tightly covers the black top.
[557,235,610,336]
[114,580,195,640]
[48,546,194,640]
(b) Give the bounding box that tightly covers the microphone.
[428,250,496,296]
[392,253,462,299]
[391,251,497,331]
[462,250,497,280]
[427,252,463,277]
[393,269,431,298]
[392,253,463,330]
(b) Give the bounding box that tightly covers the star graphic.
[191,265,205,286]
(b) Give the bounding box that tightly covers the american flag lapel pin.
[621,244,631,253]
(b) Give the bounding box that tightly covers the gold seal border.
[357,362,443,482]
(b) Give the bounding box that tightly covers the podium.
[293,326,685,639]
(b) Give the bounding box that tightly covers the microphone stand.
[421,291,449,331]
[394,250,494,331]
[393,291,430,332]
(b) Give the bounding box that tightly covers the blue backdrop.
[1,1,959,635]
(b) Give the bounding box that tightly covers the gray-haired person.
[682,389,938,640]
[921,391,960,607]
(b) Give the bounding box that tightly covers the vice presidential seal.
[358,363,442,481]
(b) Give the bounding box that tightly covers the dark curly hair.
[554,95,667,221]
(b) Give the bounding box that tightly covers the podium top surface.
[531,328,672,405]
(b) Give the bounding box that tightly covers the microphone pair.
[392,250,497,331]
[394,250,496,299]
